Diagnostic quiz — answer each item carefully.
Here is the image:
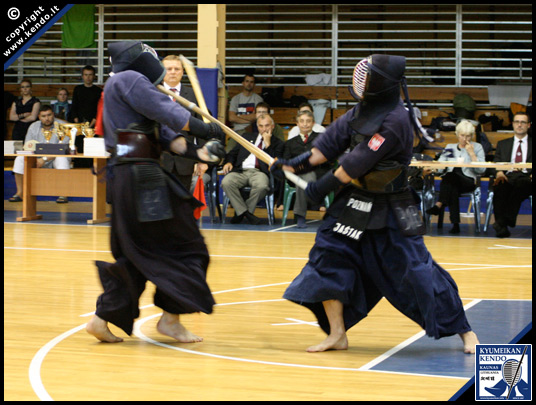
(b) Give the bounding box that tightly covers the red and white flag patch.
[368,133,385,151]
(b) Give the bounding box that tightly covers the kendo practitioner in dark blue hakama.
[86,41,226,343]
[271,55,479,353]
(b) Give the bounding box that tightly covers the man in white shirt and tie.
[221,115,284,224]
[160,55,209,189]
[491,112,532,237]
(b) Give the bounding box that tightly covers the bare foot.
[86,315,123,343]
[306,332,348,352]
[459,330,479,354]
[156,312,203,343]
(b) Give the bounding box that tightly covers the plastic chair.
[206,165,222,223]
[436,176,482,233]
[411,153,435,233]
[483,189,532,232]
[281,181,332,227]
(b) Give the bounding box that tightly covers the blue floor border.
[369,300,532,379]
[357,299,532,401]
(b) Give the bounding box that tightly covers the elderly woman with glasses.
[9,79,41,141]
[425,119,486,233]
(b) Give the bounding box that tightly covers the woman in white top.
[425,120,486,234]
[287,102,325,140]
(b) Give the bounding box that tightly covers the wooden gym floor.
[4,201,532,401]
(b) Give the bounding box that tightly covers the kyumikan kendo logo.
[476,344,531,401]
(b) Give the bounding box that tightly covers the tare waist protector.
[116,130,160,160]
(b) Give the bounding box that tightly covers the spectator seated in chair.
[425,120,486,234]
[282,110,333,228]
[221,114,283,224]
[287,102,326,141]
[490,112,532,238]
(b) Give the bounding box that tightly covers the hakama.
[283,211,471,339]
[95,163,215,335]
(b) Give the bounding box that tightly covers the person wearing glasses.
[490,112,532,238]
[9,79,41,141]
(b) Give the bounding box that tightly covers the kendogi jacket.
[311,55,424,236]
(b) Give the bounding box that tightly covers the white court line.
[4,246,309,261]
[358,299,482,371]
[448,265,531,271]
[438,262,531,268]
[271,318,319,326]
[4,221,108,228]
[212,254,307,260]
[5,247,531,271]
[24,245,531,400]
[133,313,365,372]
[5,220,532,244]
[268,219,320,232]
[30,293,525,400]
[212,282,290,295]
[268,224,298,232]
[29,323,88,401]
[4,246,113,254]
[81,298,287,317]
[132,313,467,380]
[214,298,285,307]
[488,244,532,250]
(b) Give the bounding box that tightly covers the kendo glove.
[188,116,224,141]
[202,139,226,164]
[270,150,314,180]
[305,170,344,205]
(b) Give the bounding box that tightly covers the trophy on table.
[56,128,66,143]
[58,123,83,155]
[53,121,64,143]
[55,122,98,155]
[81,122,95,138]
[37,124,68,154]
[42,130,53,143]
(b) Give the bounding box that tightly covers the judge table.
[4,153,109,224]
[409,161,532,171]
[5,156,531,226]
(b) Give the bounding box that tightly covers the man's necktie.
[303,133,308,143]
[170,88,178,102]
[255,139,263,169]
[515,140,523,163]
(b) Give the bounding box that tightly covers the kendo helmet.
[108,41,166,85]
[348,54,411,136]
[349,54,406,101]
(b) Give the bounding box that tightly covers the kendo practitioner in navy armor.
[271,55,479,353]
[86,41,226,343]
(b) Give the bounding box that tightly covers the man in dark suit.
[491,112,532,237]
[283,110,333,227]
[160,55,208,189]
[221,114,284,224]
